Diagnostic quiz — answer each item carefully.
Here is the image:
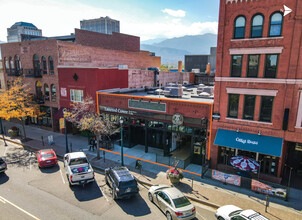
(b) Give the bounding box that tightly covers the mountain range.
[141,33,217,66]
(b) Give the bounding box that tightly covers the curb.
[2,137,220,209]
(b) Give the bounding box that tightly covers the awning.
[214,129,283,157]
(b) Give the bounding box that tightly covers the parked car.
[215,205,269,220]
[36,149,58,168]
[148,184,196,220]
[105,166,139,199]
[63,152,95,186]
[0,158,7,173]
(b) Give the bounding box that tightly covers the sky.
[0,0,219,42]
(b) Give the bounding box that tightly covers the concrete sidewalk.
[1,121,302,220]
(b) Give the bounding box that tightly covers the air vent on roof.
[164,84,183,98]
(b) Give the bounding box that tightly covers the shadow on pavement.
[174,182,209,201]
[0,173,9,184]
[70,181,103,202]
[39,164,60,174]
[116,193,151,217]
[4,146,37,168]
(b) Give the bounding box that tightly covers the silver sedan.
[148,184,196,220]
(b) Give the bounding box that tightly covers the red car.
[36,149,58,168]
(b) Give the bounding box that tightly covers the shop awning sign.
[214,129,283,157]
[172,113,183,125]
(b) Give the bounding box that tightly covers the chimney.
[206,63,211,75]
[178,61,182,72]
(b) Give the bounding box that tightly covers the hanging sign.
[172,113,183,125]
[59,118,65,129]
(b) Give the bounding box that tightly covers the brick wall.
[75,29,140,52]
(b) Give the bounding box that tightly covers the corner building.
[212,0,302,185]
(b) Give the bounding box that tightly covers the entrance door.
[191,138,206,165]
[130,126,145,146]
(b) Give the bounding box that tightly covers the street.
[0,141,216,220]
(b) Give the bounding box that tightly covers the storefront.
[214,129,283,179]
[97,89,213,169]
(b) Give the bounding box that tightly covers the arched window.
[4,57,9,73]
[251,14,264,38]
[41,56,47,74]
[14,55,21,75]
[269,12,283,37]
[7,81,11,90]
[233,16,246,39]
[48,56,54,75]
[44,84,50,101]
[51,84,56,101]
[9,57,15,73]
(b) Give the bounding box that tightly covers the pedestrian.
[89,137,95,151]
[92,136,97,151]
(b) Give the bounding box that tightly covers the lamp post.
[120,117,124,166]
[63,108,69,153]
[0,118,8,146]
[285,164,293,202]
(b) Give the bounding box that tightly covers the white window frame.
[70,89,83,102]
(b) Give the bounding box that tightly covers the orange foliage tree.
[0,78,41,140]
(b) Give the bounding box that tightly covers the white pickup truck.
[64,152,95,186]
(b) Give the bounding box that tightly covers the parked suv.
[0,158,7,173]
[105,166,139,199]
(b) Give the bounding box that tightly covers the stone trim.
[226,88,278,96]
[229,47,283,55]
[215,77,302,85]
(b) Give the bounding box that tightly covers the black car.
[105,166,139,199]
[0,158,7,173]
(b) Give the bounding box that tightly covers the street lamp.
[120,117,124,166]
[63,108,69,153]
[0,118,8,146]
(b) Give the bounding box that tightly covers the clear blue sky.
[0,0,219,42]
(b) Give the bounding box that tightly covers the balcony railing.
[6,68,23,77]
[24,69,42,78]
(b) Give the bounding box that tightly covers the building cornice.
[229,47,283,55]
[215,77,302,84]
[226,88,278,96]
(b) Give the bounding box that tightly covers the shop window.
[251,14,264,38]
[70,89,83,102]
[259,96,274,122]
[258,154,278,176]
[269,12,283,37]
[227,94,240,118]
[233,16,246,39]
[9,57,15,73]
[219,147,236,165]
[51,84,56,102]
[41,56,47,74]
[264,54,278,78]
[238,150,257,160]
[40,106,52,127]
[44,84,49,101]
[230,55,242,77]
[243,95,256,120]
[247,55,259,78]
[4,57,9,73]
[48,56,54,75]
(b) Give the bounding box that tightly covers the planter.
[9,129,19,137]
[169,177,180,184]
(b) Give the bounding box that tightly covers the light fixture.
[258,131,261,136]
[236,128,239,133]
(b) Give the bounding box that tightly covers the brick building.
[211,0,302,185]
[1,29,160,131]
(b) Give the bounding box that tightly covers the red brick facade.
[212,0,302,183]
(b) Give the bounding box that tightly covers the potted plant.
[166,161,184,184]
[8,126,20,137]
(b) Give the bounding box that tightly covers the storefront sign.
[128,99,166,112]
[235,137,258,145]
[251,179,287,198]
[61,88,67,97]
[59,118,65,129]
[172,113,184,125]
[211,170,241,186]
[102,106,137,115]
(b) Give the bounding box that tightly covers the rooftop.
[11,22,37,29]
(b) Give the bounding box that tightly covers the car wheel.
[148,192,153,203]
[166,211,172,220]
[112,188,117,200]
[217,217,224,220]
[105,176,109,185]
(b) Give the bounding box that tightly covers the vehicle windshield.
[119,180,137,188]
[229,210,243,217]
[173,196,191,208]
[69,157,88,165]
[41,153,55,159]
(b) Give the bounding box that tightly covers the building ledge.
[225,117,273,125]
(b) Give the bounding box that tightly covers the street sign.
[59,118,65,129]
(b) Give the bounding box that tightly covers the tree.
[0,78,41,140]
[65,96,119,159]
[161,64,168,71]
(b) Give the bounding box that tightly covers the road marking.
[0,195,40,220]
[99,185,109,202]
[59,169,65,184]
[3,145,8,156]
[0,198,6,203]
[197,212,206,220]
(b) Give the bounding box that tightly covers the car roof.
[241,210,268,220]
[161,187,184,199]
[68,152,86,159]
[112,166,134,182]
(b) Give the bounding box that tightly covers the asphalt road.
[0,141,216,220]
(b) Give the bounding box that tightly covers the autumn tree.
[65,96,119,159]
[0,78,41,140]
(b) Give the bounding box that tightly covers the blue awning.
[214,129,283,157]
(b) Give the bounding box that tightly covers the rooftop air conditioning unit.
[164,84,183,98]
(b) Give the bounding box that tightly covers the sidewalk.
[1,121,302,220]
